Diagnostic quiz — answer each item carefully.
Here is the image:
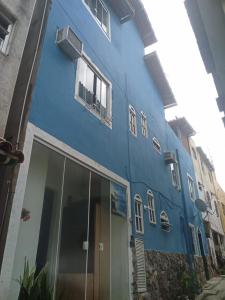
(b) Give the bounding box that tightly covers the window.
[129,105,137,136]
[141,112,148,138]
[189,224,200,255]
[206,191,212,209]
[214,201,219,217]
[192,147,197,160]
[84,0,110,36]
[147,190,156,224]
[135,194,144,234]
[152,137,161,153]
[76,57,111,124]
[160,211,171,232]
[208,171,213,183]
[187,174,195,201]
[0,10,13,54]
[222,203,225,216]
[169,162,180,190]
[201,161,205,174]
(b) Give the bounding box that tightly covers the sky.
[143,0,225,190]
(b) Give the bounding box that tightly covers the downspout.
[176,149,194,269]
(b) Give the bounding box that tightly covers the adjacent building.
[215,182,225,250]
[0,1,211,299]
[185,0,225,126]
[170,117,225,271]
[0,0,52,270]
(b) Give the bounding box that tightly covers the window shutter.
[135,239,147,293]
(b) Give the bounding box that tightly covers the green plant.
[177,270,200,300]
[18,258,53,300]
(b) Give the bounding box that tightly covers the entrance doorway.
[10,142,129,300]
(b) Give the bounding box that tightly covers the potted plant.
[17,258,53,300]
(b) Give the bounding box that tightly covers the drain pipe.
[176,149,194,269]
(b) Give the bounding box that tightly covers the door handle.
[83,241,89,251]
[99,242,104,252]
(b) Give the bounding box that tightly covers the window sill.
[129,130,137,137]
[75,95,112,129]
[149,221,157,226]
[0,49,9,57]
[136,231,144,235]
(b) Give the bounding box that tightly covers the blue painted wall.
[29,0,207,256]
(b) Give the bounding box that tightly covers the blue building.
[0,0,210,299]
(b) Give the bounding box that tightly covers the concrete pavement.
[196,276,225,300]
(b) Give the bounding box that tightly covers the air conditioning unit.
[164,151,177,164]
[56,26,83,60]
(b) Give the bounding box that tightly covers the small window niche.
[0,8,14,55]
[152,137,161,153]
[160,211,171,232]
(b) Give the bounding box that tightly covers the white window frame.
[75,55,112,128]
[206,191,212,209]
[214,200,219,217]
[135,194,144,234]
[0,10,14,55]
[147,190,156,224]
[169,162,181,190]
[129,105,137,137]
[160,211,171,232]
[189,224,200,256]
[187,174,195,201]
[82,0,111,40]
[152,137,161,153]
[141,111,148,138]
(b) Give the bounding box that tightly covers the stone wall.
[133,249,212,300]
[194,256,207,286]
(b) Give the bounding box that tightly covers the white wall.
[9,142,49,299]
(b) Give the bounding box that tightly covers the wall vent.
[56,26,83,60]
[135,239,147,293]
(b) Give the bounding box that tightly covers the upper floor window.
[129,105,137,136]
[84,0,110,36]
[170,162,180,190]
[206,191,212,209]
[201,161,205,174]
[0,10,14,54]
[134,194,144,234]
[141,112,148,138]
[75,57,112,125]
[222,203,225,216]
[189,224,200,256]
[187,174,195,201]
[147,190,156,224]
[214,201,219,217]
[152,137,161,153]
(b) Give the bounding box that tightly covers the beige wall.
[215,182,225,235]
[189,139,224,235]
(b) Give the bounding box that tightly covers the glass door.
[89,172,110,300]
[56,159,91,300]
[11,141,128,300]
[56,168,111,300]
